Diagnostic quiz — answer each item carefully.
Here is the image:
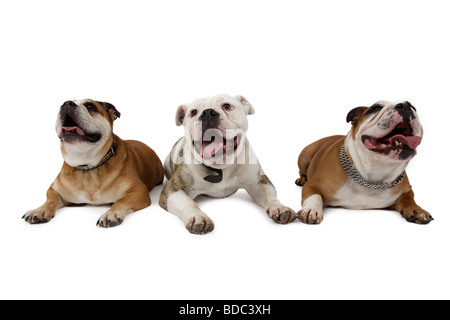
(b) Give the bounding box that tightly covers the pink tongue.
[63,126,86,136]
[388,135,422,149]
[202,139,223,158]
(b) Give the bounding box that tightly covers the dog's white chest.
[59,188,118,206]
[329,180,399,209]
[194,176,241,198]
[53,177,122,206]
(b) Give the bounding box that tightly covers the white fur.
[167,190,212,225]
[167,137,262,199]
[178,94,252,168]
[163,94,295,233]
[299,194,323,223]
[348,101,422,184]
[329,178,398,209]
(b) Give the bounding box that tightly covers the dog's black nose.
[61,100,77,109]
[394,101,417,120]
[395,101,415,111]
[200,108,220,120]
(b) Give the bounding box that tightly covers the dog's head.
[175,94,255,166]
[56,99,120,167]
[347,101,423,161]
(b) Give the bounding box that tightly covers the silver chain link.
[339,144,405,190]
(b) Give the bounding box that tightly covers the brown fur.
[24,101,164,227]
[25,134,164,227]
[296,108,432,224]
[259,174,273,186]
[159,163,193,210]
[296,135,348,206]
[55,135,163,204]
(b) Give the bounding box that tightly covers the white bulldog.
[160,94,296,234]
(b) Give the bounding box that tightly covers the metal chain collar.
[339,144,405,190]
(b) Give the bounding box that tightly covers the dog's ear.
[176,105,187,126]
[99,102,121,121]
[346,107,367,126]
[236,95,255,115]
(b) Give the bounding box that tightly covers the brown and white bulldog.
[295,101,433,224]
[23,99,164,227]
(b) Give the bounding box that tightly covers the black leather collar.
[203,165,223,183]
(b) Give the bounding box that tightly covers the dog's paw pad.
[186,215,215,235]
[22,208,54,225]
[267,206,297,224]
[298,207,323,224]
[400,208,433,225]
[295,175,307,186]
[97,212,125,228]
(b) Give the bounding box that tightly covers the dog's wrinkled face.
[347,101,423,161]
[56,99,120,167]
[176,94,255,166]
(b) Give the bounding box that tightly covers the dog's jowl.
[23,99,164,227]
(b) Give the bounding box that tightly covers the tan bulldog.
[23,99,164,227]
[296,101,433,224]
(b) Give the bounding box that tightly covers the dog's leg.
[296,150,310,187]
[295,141,322,187]
[395,190,433,224]
[97,184,151,228]
[23,186,65,224]
[298,183,324,224]
[165,190,215,235]
[159,162,214,234]
[246,175,297,224]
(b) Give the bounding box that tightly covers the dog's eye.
[190,109,198,116]
[222,103,232,111]
[369,104,383,114]
[84,102,97,112]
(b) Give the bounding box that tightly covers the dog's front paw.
[298,207,323,224]
[399,206,433,225]
[267,205,297,224]
[22,207,55,224]
[185,214,215,235]
[97,211,127,228]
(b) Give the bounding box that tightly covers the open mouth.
[193,133,242,159]
[362,120,422,154]
[60,113,101,143]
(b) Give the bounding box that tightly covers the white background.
[1,0,449,300]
